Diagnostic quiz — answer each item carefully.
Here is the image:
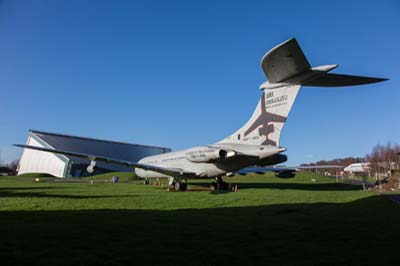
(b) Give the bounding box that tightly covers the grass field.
[1,172,400,266]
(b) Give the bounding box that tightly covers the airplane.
[344,163,371,174]
[15,38,387,191]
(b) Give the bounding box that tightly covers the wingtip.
[370,77,389,84]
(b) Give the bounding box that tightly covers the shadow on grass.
[0,187,67,191]
[0,187,139,199]
[1,196,400,266]
[190,182,362,191]
[0,191,140,199]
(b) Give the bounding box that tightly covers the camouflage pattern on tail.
[219,84,300,147]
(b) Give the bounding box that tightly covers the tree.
[366,142,400,178]
[9,159,19,175]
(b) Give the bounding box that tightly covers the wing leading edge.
[14,144,193,178]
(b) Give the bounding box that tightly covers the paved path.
[342,178,374,190]
[381,194,400,204]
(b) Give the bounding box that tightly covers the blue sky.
[0,0,399,165]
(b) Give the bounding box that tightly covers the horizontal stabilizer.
[261,38,310,83]
[261,38,388,87]
[303,73,388,87]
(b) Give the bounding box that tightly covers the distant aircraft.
[344,163,371,174]
[15,38,387,190]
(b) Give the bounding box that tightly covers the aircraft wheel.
[174,181,185,191]
[210,182,216,190]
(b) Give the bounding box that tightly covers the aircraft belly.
[135,168,168,178]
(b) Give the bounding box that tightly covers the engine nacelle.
[275,170,296,178]
[258,154,288,166]
[87,160,97,174]
[185,147,236,163]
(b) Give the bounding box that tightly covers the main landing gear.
[210,176,229,191]
[168,177,187,191]
[167,176,231,192]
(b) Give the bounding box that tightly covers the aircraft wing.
[237,166,297,178]
[237,166,296,174]
[238,165,344,172]
[237,165,344,178]
[14,144,193,178]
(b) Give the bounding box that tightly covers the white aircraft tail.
[219,83,300,147]
[218,38,387,147]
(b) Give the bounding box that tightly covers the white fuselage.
[135,149,225,178]
[134,144,286,179]
[343,163,370,173]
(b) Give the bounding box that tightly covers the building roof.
[29,129,171,164]
[30,129,169,151]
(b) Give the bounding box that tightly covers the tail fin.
[218,38,387,147]
[219,83,300,146]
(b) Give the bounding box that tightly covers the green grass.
[80,171,138,181]
[1,172,399,266]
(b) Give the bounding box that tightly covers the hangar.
[17,130,171,178]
